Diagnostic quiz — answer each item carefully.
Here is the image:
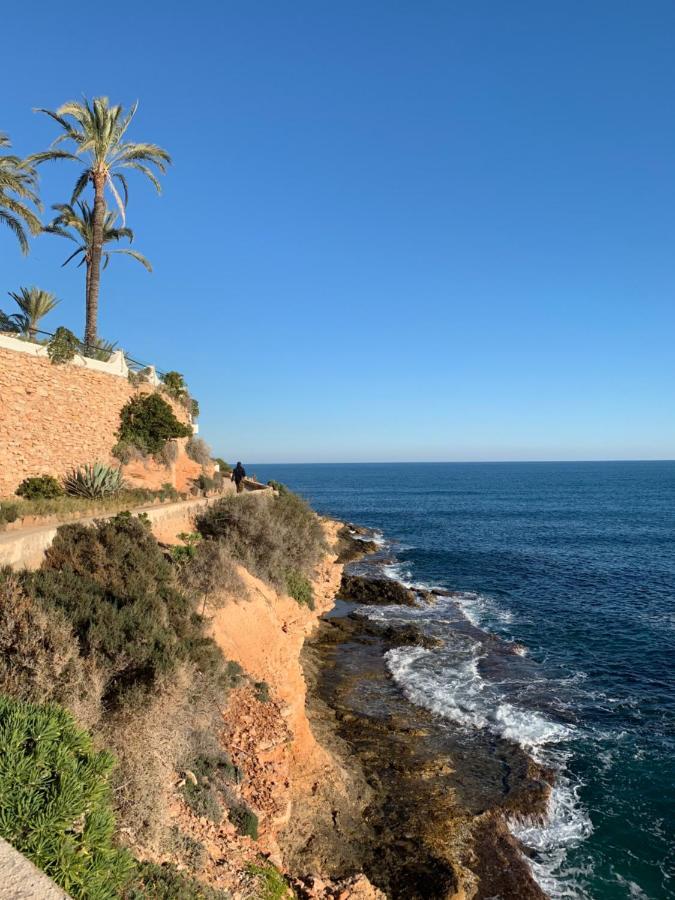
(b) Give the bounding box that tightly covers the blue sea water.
[253,461,675,900]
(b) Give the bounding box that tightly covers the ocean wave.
[510,779,593,900]
[384,645,573,751]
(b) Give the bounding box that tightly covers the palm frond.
[0,209,30,254]
[109,248,152,272]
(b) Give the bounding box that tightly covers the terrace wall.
[0,336,198,497]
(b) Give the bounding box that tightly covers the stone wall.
[0,341,198,497]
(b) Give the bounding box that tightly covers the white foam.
[385,645,573,751]
[454,591,514,627]
[509,772,594,900]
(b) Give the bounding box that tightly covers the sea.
[253,461,675,900]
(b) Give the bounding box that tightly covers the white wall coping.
[0,332,131,379]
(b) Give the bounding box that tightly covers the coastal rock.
[338,574,417,606]
[335,525,379,564]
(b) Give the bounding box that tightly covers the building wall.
[0,342,198,497]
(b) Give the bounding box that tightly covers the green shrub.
[194,473,216,493]
[15,474,64,500]
[157,482,181,502]
[170,531,202,567]
[190,398,200,419]
[196,491,325,591]
[47,325,79,364]
[254,681,271,703]
[246,861,295,899]
[229,802,259,839]
[186,436,212,467]
[118,393,191,456]
[0,501,20,524]
[64,462,125,498]
[23,514,227,702]
[181,751,242,824]
[128,861,229,899]
[285,570,314,609]
[161,370,188,401]
[0,696,134,899]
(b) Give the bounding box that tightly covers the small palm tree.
[3,287,59,339]
[31,97,170,347]
[0,133,41,254]
[45,201,151,303]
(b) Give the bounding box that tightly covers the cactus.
[64,462,125,498]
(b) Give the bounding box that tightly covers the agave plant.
[63,462,125,499]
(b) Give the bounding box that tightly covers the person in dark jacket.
[232,461,246,493]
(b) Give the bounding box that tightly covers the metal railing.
[1,326,167,379]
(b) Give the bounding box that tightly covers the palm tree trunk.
[85,171,105,349]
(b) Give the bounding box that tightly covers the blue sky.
[2,1,674,462]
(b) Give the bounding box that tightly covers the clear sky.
[2,1,674,462]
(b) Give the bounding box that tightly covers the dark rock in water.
[339,574,417,606]
[375,622,442,649]
[335,525,380,564]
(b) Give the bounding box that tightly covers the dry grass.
[99,663,225,853]
[177,541,248,612]
[0,573,103,727]
[195,491,325,591]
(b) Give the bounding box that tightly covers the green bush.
[157,482,181,502]
[181,752,241,825]
[64,462,125,499]
[196,491,325,591]
[15,474,64,500]
[229,802,259,839]
[0,501,20,524]
[128,861,229,899]
[213,458,232,474]
[254,681,271,703]
[47,325,79,364]
[0,696,134,899]
[246,861,295,899]
[161,370,188,401]
[285,570,314,609]
[22,514,227,702]
[118,393,191,455]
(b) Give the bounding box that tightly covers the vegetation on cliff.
[0,499,327,897]
[196,490,325,605]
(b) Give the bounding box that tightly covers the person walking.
[232,461,246,494]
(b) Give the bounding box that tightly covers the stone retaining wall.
[0,338,197,497]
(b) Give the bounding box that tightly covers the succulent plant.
[63,462,125,499]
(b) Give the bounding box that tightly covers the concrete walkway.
[0,837,70,899]
[0,482,273,570]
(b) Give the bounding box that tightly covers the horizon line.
[245,458,675,466]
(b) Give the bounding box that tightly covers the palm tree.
[3,287,59,339]
[0,133,41,254]
[30,97,170,347]
[45,201,151,305]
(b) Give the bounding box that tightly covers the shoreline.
[295,525,555,899]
